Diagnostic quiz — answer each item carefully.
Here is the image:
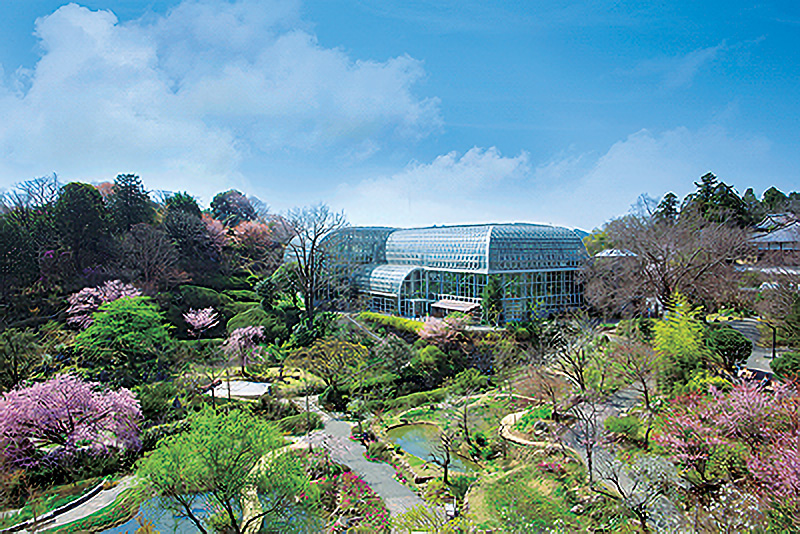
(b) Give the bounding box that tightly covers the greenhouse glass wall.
[298,223,588,323]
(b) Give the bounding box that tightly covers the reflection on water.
[386,423,479,472]
[101,496,211,534]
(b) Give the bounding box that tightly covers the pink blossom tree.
[66,279,141,329]
[418,316,466,348]
[0,374,141,468]
[222,326,266,373]
[183,307,220,338]
[656,382,800,528]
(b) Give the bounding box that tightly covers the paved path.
[298,396,424,518]
[726,319,776,374]
[30,477,136,533]
[561,386,684,532]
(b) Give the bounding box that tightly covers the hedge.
[385,387,448,412]
[357,312,423,335]
[277,413,323,435]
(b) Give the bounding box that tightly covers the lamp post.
[759,319,777,359]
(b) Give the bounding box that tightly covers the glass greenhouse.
[291,223,588,322]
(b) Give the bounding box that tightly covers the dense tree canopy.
[74,296,173,386]
[53,182,111,270]
[138,407,318,534]
[107,174,155,232]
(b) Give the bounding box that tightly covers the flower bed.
[335,472,391,532]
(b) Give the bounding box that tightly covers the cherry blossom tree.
[0,374,141,468]
[222,326,266,373]
[418,315,467,349]
[66,279,141,329]
[655,382,800,529]
[183,307,220,338]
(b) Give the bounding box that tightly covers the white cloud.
[632,42,725,90]
[0,1,441,200]
[334,146,530,227]
[335,126,775,231]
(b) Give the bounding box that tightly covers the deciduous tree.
[74,296,173,386]
[283,203,347,321]
[137,407,317,534]
[653,293,715,391]
[0,374,141,468]
[583,211,749,317]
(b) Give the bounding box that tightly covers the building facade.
[311,223,588,322]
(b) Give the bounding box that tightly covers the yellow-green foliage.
[654,293,712,390]
[358,312,423,334]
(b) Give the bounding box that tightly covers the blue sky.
[0,0,798,230]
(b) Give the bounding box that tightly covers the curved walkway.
[27,477,136,533]
[298,396,424,517]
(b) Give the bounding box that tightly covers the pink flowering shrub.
[336,471,391,532]
[0,374,142,468]
[183,307,220,337]
[66,279,141,329]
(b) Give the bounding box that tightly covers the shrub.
[706,326,752,372]
[251,394,300,421]
[772,352,800,380]
[222,289,260,302]
[135,381,183,425]
[515,406,553,434]
[319,385,348,411]
[449,368,490,395]
[604,415,641,439]
[385,388,447,412]
[140,419,190,451]
[277,413,322,435]
[357,312,423,335]
[366,442,393,462]
[180,285,224,310]
[226,307,288,344]
[223,301,259,318]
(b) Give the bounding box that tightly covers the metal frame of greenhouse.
[291,223,589,323]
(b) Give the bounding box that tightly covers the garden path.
[726,319,777,373]
[27,476,136,533]
[299,395,424,518]
[562,385,684,532]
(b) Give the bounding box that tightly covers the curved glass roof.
[385,224,586,273]
[352,264,423,296]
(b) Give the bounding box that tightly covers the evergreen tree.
[654,192,679,224]
[742,187,765,224]
[165,191,201,219]
[481,275,503,325]
[762,186,789,213]
[211,189,257,227]
[53,182,112,270]
[107,174,154,232]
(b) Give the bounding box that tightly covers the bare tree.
[571,391,601,484]
[583,211,750,317]
[284,203,347,321]
[610,340,658,413]
[430,431,456,486]
[595,455,683,534]
[120,223,187,291]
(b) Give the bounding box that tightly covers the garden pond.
[386,423,479,472]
